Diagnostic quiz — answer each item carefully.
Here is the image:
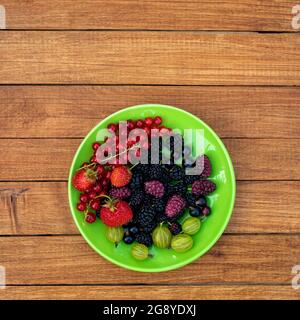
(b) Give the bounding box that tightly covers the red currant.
[105,170,112,180]
[107,123,117,133]
[93,183,102,193]
[127,139,135,148]
[135,149,141,157]
[160,127,169,135]
[90,199,101,211]
[90,155,97,163]
[144,127,151,136]
[154,116,162,125]
[85,212,96,223]
[79,194,89,203]
[127,120,135,131]
[96,164,104,176]
[88,191,97,199]
[92,142,101,151]
[77,202,86,212]
[144,117,153,127]
[101,179,109,188]
[136,120,144,128]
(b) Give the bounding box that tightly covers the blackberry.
[183,174,200,185]
[147,164,168,181]
[136,206,156,227]
[129,190,144,207]
[169,165,185,180]
[136,232,153,247]
[192,180,216,196]
[135,164,149,176]
[151,197,166,213]
[140,221,157,233]
[167,181,187,196]
[168,222,182,235]
[185,193,197,206]
[167,210,185,222]
[155,212,168,223]
[130,172,144,189]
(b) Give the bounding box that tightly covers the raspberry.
[195,155,212,178]
[192,180,216,196]
[109,187,131,199]
[165,195,186,219]
[144,180,165,198]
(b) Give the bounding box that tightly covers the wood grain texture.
[0,138,299,181]
[1,32,300,85]
[1,181,300,235]
[0,285,299,300]
[1,86,300,138]
[0,235,298,285]
[1,0,297,31]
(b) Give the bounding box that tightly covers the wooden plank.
[0,235,298,285]
[1,86,300,139]
[0,32,300,85]
[0,139,299,181]
[1,181,300,235]
[225,138,300,180]
[0,0,297,31]
[0,285,298,300]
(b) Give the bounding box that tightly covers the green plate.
[68,104,236,272]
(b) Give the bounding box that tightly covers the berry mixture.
[72,116,216,260]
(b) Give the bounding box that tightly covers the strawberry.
[72,167,97,192]
[110,166,132,187]
[100,199,133,227]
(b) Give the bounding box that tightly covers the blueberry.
[202,206,211,216]
[129,226,139,235]
[123,235,135,244]
[189,206,201,217]
[196,196,206,207]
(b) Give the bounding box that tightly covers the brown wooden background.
[0,1,300,300]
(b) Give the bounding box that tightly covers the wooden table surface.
[0,1,300,300]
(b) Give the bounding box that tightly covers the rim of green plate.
[68,104,236,272]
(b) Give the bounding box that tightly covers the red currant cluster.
[74,116,170,224]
